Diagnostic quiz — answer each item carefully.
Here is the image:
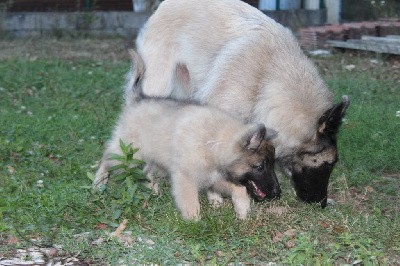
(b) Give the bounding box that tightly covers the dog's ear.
[242,124,266,151]
[318,95,349,135]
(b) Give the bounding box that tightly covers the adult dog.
[134,0,349,207]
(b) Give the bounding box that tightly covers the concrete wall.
[325,0,341,24]
[2,11,150,37]
[1,10,326,38]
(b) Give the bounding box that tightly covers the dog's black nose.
[271,187,281,199]
[320,197,327,208]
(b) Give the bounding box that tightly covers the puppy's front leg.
[212,180,250,220]
[231,184,251,220]
[171,172,200,221]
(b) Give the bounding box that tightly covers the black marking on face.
[278,134,337,208]
[227,139,281,201]
[277,96,349,207]
[290,161,334,208]
[243,157,281,202]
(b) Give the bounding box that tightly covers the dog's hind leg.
[93,162,110,189]
[92,138,121,189]
[93,135,143,190]
[143,164,168,195]
[143,164,159,194]
[206,189,224,208]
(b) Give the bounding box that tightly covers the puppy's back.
[120,50,254,175]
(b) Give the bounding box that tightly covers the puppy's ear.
[242,124,266,151]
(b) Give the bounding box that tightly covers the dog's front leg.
[211,180,250,220]
[171,172,200,221]
[231,184,251,220]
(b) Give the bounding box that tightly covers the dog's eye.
[253,163,265,172]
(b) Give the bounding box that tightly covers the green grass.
[1,41,399,265]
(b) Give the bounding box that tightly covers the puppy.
[93,50,280,220]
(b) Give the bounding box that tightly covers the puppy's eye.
[253,163,265,172]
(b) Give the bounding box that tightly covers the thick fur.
[93,50,279,220]
[134,0,349,206]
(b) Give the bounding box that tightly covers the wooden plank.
[346,39,391,45]
[386,35,400,39]
[361,35,400,44]
[327,40,400,55]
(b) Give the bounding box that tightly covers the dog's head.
[226,124,281,201]
[277,96,349,207]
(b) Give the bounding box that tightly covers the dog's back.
[136,0,333,150]
[121,50,247,171]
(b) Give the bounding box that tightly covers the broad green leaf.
[113,171,131,181]
[108,163,126,172]
[86,171,94,181]
[108,153,125,161]
[111,209,122,220]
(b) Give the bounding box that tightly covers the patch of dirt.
[0,38,133,62]
[0,245,100,266]
[380,173,400,179]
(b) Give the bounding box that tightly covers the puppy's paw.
[234,201,250,220]
[181,210,201,221]
[206,190,224,208]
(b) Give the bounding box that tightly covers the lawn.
[0,38,399,265]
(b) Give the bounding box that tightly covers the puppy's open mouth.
[247,180,266,200]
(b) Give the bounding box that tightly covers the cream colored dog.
[93,50,280,221]
[134,0,349,207]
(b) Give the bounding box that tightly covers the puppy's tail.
[124,49,146,104]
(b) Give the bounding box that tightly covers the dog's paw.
[206,190,224,208]
[145,181,160,195]
[234,202,250,220]
[181,211,201,221]
[92,171,109,190]
[177,198,201,221]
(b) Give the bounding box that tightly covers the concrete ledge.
[1,10,326,38]
[2,11,151,37]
